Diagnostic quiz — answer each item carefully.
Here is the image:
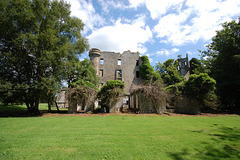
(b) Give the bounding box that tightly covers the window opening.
[136,60,139,66]
[100,69,103,77]
[136,71,140,78]
[116,70,122,80]
[118,59,121,65]
[100,58,104,65]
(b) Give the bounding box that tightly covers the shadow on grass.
[0,104,67,117]
[168,127,240,160]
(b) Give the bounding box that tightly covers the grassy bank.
[0,113,239,159]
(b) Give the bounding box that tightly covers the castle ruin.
[89,48,143,112]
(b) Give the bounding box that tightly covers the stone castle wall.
[90,49,142,94]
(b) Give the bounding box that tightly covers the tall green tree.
[189,58,204,74]
[201,18,240,110]
[156,59,184,85]
[0,0,88,113]
[140,56,162,83]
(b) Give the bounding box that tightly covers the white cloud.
[172,48,179,53]
[98,0,130,13]
[87,15,152,53]
[129,0,185,19]
[153,0,240,46]
[156,48,179,56]
[128,0,145,8]
[66,0,105,33]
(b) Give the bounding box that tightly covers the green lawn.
[0,103,67,117]
[0,105,240,159]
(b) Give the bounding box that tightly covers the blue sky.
[66,0,240,65]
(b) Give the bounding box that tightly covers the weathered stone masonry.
[89,48,142,112]
[89,48,142,94]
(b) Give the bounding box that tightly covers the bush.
[183,73,217,109]
[68,80,98,113]
[98,80,124,112]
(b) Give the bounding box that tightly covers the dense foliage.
[166,73,216,109]
[189,58,204,74]
[201,18,240,110]
[140,56,162,83]
[184,73,216,107]
[68,80,98,113]
[98,80,124,112]
[156,59,184,85]
[131,82,167,114]
[0,0,88,113]
[67,59,99,87]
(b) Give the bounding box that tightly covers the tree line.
[0,0,239,114]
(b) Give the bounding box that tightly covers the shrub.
[98,80,125,112]
[68,80,98,113]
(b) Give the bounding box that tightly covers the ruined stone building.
[89,48,142,112]
[178,54,190,80]
[56,49,194,114]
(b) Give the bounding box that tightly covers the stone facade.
[56,88,68,108]
[178,54,190,80]
[89,48,143,112]
[89,48,142,94]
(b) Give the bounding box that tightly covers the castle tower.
[178,54,190,80]
[89,48,101,75]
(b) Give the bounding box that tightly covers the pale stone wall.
[56,89,68,108]
[89,49,142,95]
[178,54,190,80]
[89,49,143,113]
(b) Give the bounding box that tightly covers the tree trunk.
[55,101,60,112]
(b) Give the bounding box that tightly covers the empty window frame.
[118,59,121,65]
[100,58,104,65]
[136,60,139,66]
[116,70,122,80]
[136,71,140,78]
[100,69,103,77]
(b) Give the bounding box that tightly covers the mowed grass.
[0,105,240,159]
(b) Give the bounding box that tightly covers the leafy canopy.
[201,18,240,109]
[155,59,184,85]
[0,0,88,113]
[140,56,162,83]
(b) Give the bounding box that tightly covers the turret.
[89,48,101,75]
[178,54,190,80]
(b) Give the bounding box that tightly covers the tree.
[65,58,99,87]
[202,18,240,110]
[140,56,162,83]
[156,59,184,85]
[189,58,204,74]
[98,80,124,113]
[184,73,217,109]
[0,0,88,113]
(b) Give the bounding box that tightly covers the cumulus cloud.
[65,0,105,33]
[87,15,152,53]
[128,0,240,46]
[98,0,130,13]
[156,48,180,56]
[129,0,185,19]
[153,0,240,46]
